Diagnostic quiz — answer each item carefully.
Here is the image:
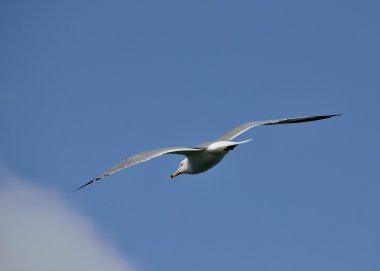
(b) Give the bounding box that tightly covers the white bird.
[76,114,340,190]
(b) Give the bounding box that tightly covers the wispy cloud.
[0,170,134,271]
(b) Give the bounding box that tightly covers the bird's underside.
[76,114,340,190]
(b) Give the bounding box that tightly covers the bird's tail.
[224,139,252,151]
[234,139,253,145]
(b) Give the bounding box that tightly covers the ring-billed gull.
[76,114,340,190]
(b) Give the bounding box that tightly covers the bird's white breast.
[186,142,235,174]
[187,151,227,174]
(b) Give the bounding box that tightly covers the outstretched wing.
[216,114,341,141]
[76,147,203,190]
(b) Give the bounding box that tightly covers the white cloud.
[0,171,135,271]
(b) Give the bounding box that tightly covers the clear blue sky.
[1,0,379,270]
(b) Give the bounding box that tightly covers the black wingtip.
[313,114,342,120]
[316,114,342,120]
[328,114,342,117]
[74,177,99,191]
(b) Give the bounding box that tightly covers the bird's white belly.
[188,151,227,174]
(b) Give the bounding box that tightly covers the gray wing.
[217,114,341,141]
[76,147,203,190]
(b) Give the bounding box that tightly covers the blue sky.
[1,0,379,270]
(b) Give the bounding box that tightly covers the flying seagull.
[76,114,340,190]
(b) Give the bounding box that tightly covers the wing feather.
[217,114,341,141]
[76,147,202,190]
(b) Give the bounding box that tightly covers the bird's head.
[170,159,190,179]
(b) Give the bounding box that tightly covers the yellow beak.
[170,169,181,179]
